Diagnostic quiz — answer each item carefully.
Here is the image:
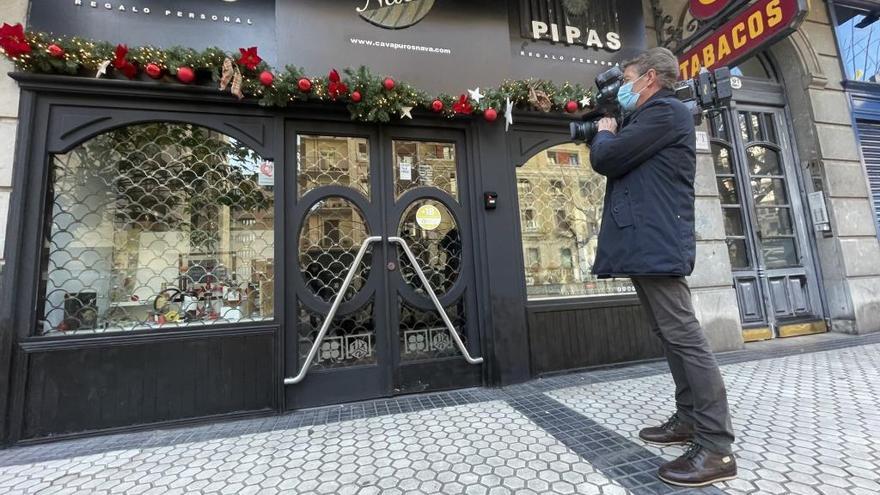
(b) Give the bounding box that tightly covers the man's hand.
[598,117,618,134]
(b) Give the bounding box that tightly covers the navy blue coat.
[589,88,697,277]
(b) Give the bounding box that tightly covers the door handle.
[284,236,383,385]
[389,236,484,365]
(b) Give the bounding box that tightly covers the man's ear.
[648,68,659,87]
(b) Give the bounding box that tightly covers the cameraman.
[589,47,736,487]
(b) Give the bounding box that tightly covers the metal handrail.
[389,236,484,365]
[284,235,383,385]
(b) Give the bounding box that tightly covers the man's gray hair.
[623,47,679,90]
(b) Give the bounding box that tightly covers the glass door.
[383,127,483,394]
[709,107,824,340]
[285,122,482,409]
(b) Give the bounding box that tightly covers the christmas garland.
[0,23,595,123]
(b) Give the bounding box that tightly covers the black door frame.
[283,122,483,409]
[727,71,830,336]
[381,125,483,395]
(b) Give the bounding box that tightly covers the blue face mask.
[617,73,646,112]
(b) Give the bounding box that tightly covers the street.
[1,332,878,495]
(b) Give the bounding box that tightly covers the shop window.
[832,2,880,81]
[516,143,634,299]
[38,123,275,335]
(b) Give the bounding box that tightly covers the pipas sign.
[678,0,807,79]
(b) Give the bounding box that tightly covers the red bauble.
[146,63,163,79]
[383,77,395,90]
[47,44,65,59]
[484,108,498,122]
[259,71,274,86]
[351,90,363,103]
[176,67,195,84]
[431,99,444,112]
[565,100,578,113]
[298,78,312,92]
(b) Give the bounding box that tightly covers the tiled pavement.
[1,331,879,494]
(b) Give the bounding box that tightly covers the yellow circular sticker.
[416,204,442,231]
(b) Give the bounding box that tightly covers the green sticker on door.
[416,204,442,230]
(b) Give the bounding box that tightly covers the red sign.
[678,0,807,79]
[690,0,735,20]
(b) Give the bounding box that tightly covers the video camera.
[570,66,733,143]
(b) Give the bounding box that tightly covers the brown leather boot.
[638,413,695,446]
[658,443,737,487]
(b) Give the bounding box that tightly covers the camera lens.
[570,120,598,143]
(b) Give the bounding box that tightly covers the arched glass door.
[286,122,482,408]
[709,107,824,340]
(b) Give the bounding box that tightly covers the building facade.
[0,0,877,445]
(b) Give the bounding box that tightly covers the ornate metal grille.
[39,123,275,335]
[299,198,371,303]
[298,135,370,199]
[516,144,634,298]
[399,298,466,361]
[397,200,460,296]
[298,302,376,369]
[519,0,620,40]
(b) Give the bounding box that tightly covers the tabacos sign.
[678,0,807,79]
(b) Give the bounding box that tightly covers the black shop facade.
[0,0,650,444]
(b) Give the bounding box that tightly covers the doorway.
[284,122,483,409]
[708,105,825,340]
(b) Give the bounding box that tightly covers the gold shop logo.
[356,0,435,29]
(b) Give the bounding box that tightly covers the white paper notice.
[695,131,710,152]
[400,162,412,181]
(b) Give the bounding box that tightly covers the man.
[588,47,736,487]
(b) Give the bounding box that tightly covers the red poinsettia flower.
[112,44,137,79]
[327,69,349,100]
[452,94,474,115]
[0,23,31,58]
[237,46,262,70]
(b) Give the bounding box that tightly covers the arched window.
[516,143,634,299]
[38,122,275,335]
[730,54,776,80]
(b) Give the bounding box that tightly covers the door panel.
[708,106,824,338]
[384,128,482,395]
[286,122,482,409]
[286,124,389,409]
[734,277,764,323]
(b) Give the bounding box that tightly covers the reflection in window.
[730,55,774,80]
[298,135,370,199]
[393,140,457,199]
[710,124,752,270]
[747,146,782,175]
[517,143,634,298]
[39,123,275,335]
[833,3,880,81]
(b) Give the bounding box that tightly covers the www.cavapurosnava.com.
[349,38,452,55]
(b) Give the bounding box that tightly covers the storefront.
[0,0,659,443]
[648,0,880,344]
[2,0,878,446]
